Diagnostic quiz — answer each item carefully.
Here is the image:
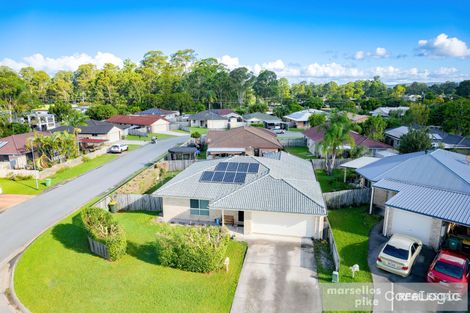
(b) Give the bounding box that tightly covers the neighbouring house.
[283,109,328,129]
[52,120,124,144]
[19,112,56,131]
[206,126,283,158]
[137,108,180,120]
[357,149,470,250]
[154,152,326,238]
[243,112,287,130]
[385,125,470,150]
[370,106,409,117]
[107,115,170,133]
[304,126,392,157]
[403,94,422,102]
[72,105,90,114]
[188,110,228,129]
[346,112,369,124]
[0,131,50,169]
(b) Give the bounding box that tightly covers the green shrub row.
[81,207,127,261]
[156,225,230,273]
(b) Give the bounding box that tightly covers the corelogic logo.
[320,282,467,312]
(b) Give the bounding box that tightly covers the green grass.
[125,133,175,141]
[172,129,190,134]
[189,127,208,135]
[15,211,247,313]
[286,128,305,132]
[197,145,207,160]
[314,169,355,193]
[0,148,140,195]
[284,146,316,159]
[320,206,380,283]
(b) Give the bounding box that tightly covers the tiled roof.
[137,108,178,116]
[154,152,326,215]
[107,115,167,126]
[52,120,116,135]
[207,126,283,150]
[188,110,227,121]
[0,131,50,155]
[304,126,391,149]
[243,112,281,121]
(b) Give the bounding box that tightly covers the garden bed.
[14,211,247,313]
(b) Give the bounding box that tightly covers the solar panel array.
[200,162,260,184]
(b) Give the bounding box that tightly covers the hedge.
[81,207,127,261]
[155,225,230,273]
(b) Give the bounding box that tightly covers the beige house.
[0,131,50,169]
[358,149,470,250]
[107,115,169,133]
[52,120,123,143]
[154,153,326,238]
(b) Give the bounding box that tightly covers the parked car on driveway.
[109,143,128,153]
[272,128,285,134]
[427,250,469,289]
[376,234,422,277]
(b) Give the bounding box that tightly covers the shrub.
[8,174,33,181]
[250,123,264,128]
[191,131,201,139]
[155,225,230,273]
[81,155,91,162]
[81,207,127,261]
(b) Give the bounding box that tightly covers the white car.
[273,128,285,134]
[109,144,128,153]
[376,234,422,277]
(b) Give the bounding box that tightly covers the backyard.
[314,169,356,193]
[14,210,247,313]
[0,145,139,195]
[284,146,315,159]
[314,206,381,283]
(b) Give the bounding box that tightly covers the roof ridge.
[379,178,470,196]
[429,150,470,185]
[282,178,325,208]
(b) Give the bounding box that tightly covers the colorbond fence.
[94,194,162,212]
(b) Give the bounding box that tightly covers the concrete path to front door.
[231,237,322,313]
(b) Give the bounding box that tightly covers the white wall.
[207,119,228,129]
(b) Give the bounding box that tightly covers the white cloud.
[217,55,240,70]
[305,62,364,78]
[418,33,470,58]
[353,47,389,60]
[0,52,123,73]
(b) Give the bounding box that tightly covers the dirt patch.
[0,194,35,212]
[115,163,167,194]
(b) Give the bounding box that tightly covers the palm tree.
[62,111,88,155]
[319,112,355,175]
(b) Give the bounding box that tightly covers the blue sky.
[1,0,470,83]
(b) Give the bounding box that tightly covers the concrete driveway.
[231,237,321,313]
[368,220,436,284]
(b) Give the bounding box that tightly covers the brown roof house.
[206,126,283,158]
[107,115,169,133]
[0,131,50,169]
[304,126,391,157]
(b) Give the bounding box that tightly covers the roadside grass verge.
[14,210,247,313]
[126,133,175,141]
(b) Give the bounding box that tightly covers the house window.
[190,199,209,216]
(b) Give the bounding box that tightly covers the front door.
[238,211,244,223]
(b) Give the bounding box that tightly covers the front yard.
[284,146,315,159]
[314,206,380,283]
[14,210,247,313]
[0,145,140,195]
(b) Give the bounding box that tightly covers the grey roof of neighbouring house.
[52,120,116,135]
[359,149,470,226]
[243,112,281,122]
[385,126,470,148]
[188,110,227,121]
[154,152,326,215]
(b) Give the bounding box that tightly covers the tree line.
[1,49,470,136]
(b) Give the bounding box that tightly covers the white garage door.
[251,211,314,237]
[389,209,433,245]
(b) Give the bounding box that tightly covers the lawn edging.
[3,147,175,313]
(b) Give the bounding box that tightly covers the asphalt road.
[0,136,188,264]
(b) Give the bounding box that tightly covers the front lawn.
[126,133,175,141]
[317,207,380,283]
[189,127,208,135]
[0,147,140,195]
[284,146,316,159]
[314,169,355,193]
[14,210,247,313]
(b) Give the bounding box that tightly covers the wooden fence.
[165,159,196,171]
[94,193,162,212]
[279,138,306,147]
[325,220,340,272]
[87,237,110,259]
[323,188,371,209]
[311,158,353,170]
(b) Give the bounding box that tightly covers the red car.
[427,250,469,290]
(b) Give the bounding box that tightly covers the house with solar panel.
[357,149,470,250]
[154,152,326,238]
